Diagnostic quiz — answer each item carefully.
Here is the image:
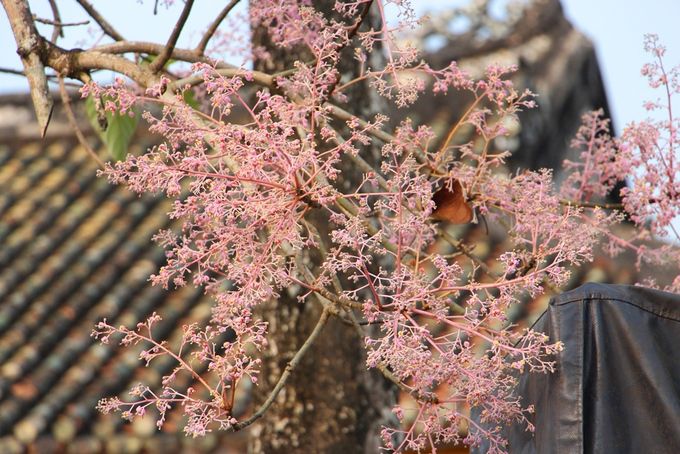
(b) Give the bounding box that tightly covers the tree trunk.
[247,3,397,453]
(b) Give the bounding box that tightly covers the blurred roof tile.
[0,133,240,452]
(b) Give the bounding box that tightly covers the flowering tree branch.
[4,1,680,452]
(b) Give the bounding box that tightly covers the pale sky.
[1,0,679,134]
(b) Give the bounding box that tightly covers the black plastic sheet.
[472,283,680,453]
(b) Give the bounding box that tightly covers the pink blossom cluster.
[618,35,680,237]
[88,3,680,452]
[560,109,621,201]
[558,35,680,290]
[93,311,266,437]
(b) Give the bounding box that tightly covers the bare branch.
[0,66,25,76]
[44,42,157,87]
[92,41,238,70]
[196,0,240,56]
[74,0,124,41]
[347,0,374,42]
[46,0,62,41]
[0,66,85,89]
[2,0,53,137]
[232,307,332,431]
[150,0,195,72]
[33,16,89,28]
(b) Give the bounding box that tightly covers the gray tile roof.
[0,136,245,453]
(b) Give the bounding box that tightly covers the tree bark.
[247,2,397,453]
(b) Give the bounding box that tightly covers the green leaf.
[85,95,139,161]
[105,109,139,161]
[183,89,200,110]
[85,95,105,131]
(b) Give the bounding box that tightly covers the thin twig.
[46,0,62,41]
[347,0,374,42]
[559,199,624,210]
[150,0,195,72]
[58,77,104,168]
[435,96,483,165]
[298,262,364,311]
[0,66,25,76]
[440,229,500,280]
[93,40,237,71]
[195,0,240,55]
[74,0,124,41]
[323,0,374,102]
[232,307,331,431]
[33,16,89,28]
[0,66,84,88]
[169,67,272,92]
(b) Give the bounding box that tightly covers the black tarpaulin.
[473,282,680,454]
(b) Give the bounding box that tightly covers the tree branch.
[0,66,25,76]
[33,15,89,29]
[1,0,53,137]
[169,67,273,91]
[44,42,157,87]
[347,0,374,42]
[232,307,332,431]
[46,0,62,41]
[92,41,239,72]
[195,0,240,55]
[150,0,195,72]
[559,199,624,210]
[74,0,124,41]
